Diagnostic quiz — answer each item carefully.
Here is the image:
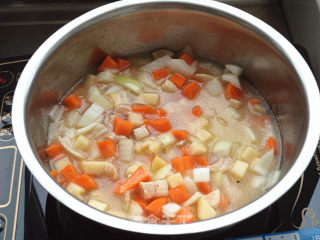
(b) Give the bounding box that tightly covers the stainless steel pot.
[12,0,320,235]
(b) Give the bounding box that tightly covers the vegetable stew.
[44,48,281,224]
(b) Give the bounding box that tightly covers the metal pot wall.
[12,0,320,235]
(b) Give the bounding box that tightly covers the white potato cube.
[250,149,274,175]
[140,182,156,199]
[74,135,91,151]
[142,93,160,106]
[193,168,210,182]
[197,198,217,220]
[162,79,179,92]
[119,138,134,162]
[189,142,208,156]
[211,170,223,187]
[184,176,198,195]
[228,99,242,109]
[204,189,221,208]
[158,132,176,151]
[241,146,259,162]
[133,125,150,140]
[195,129,214,143]
[105,162,118,181]
[151,156,168,172]
[152,164,172,181]
[162,203,181,218]
[155,179,169,197]
[183,192,202,206]
[212,140,233,157]
[128,112,144,128]
[66,183,85,200]
[167,173,184,188]
[88,199,109,211]
[54,157,71,172]
[230,160,249,179]
[80,161,107,175]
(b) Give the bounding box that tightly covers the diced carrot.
[157,108,168,117]
[75,174,98,190]
[144,118,153,125]
[113,117,134,136]
[249,99,262,105]
[182,81,201,100]
[219,192,230,210]
[192,105,203,117]
[181,146,190,156]
[114,166,151,194]
[132,195,149,209]
[169,184,190,204]
[60,177,68,185]
[172,130,189,141]
[267,136,278,154]
[225,83,243,100]
[63,94,82,109]
[170,73,187,89]
[132,105,157,115]
[179,52,194,65]
[98,56,118,72]
[149,119,172,132]
[195,156,209,167]
[116,58,131,71]
[152,68,169,81]
[97,139,117,158]
[171,156,195,172]
[50,170,58,180]
[45,143,64,159]
[60,164,80,183]
[197,182,212,194]
[174,206,194,224]
[145,197,169,216]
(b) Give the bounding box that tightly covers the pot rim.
[12,0,320,235]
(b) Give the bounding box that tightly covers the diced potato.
[212,140,233,157]
[126,162,143,177]
[225,64,243,76]
[183,192,202,206]
[211,170,223,187]
[184,176,198,195]
[74,135,91,151]
[155,179,169,197]
[187,135,201,143]
[193,168,210,182]
[119,138,134,162]
[105,162,118,181]
[167,172,184,188]
[142,93,160,106]
[162,203,181,218]
[195,129,214,143]
[152,164,172,181]
[228,99,242,109]
[140,182,156,199]
[80,161,107,175]
[135,139,163,155]
[88,85,113,111]
[162,79,179,92]
[197,198,217,220]
[133,125,150,140]
[199,116,210,128]
[54,157,71,172]
[230,160,249,179]
[158,132,176,151]
[206,78,224,96]
[189,142,208,156]
[250,149,274,175]
[241,146,259,162]
[203,189,221,208]
[227,107,241,120]
[151,156,168,172]
[128,112,144,128]
[66,183,85,200]
[88,199,109,211]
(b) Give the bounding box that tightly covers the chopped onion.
[114,75,143,95]
[96,70,115,83]
[49,105,59,122]
[137,71,158,89]
[225,64,243,76]
[221,73,241,89]
[105,85,123,95]
[206,78,223,96]
[88,85,113,110]
[119,138,134,162]
[66,110,81,128]
[76,122,97,135]
[183,176,198,195]
[58,136,85,159]
[77,103,104,128]
[165,59,197,77]
[140,55,172,72]
[244,126,256,143]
